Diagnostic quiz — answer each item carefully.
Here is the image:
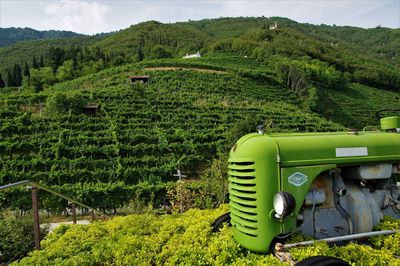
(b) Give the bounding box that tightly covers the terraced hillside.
[1,16,400,265]
[318,83,400,128]
[0,55,344,211]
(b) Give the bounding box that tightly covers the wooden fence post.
[31,186,41,250]
[71,203,77,224]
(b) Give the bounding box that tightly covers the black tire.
[295,256,350,266]
[211,212,231,232]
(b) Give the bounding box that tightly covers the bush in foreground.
[14,205,282,265]
[0,211,48,264]
[14,206,400,265]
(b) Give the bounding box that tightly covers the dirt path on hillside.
[144,67,226,74]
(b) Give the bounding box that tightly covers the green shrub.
[0,211,48,264]
[12,207,400,266]
[44,91,86,115]
[14,205,283,265]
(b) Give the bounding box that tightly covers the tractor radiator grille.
[228,159,258,237]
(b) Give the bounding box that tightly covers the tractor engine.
[299,164,400,239]
[228,115,400,252]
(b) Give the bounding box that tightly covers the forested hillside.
[0,27,83,47]
[1,17,399,92]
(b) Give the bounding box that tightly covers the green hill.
[94,21,211,58]
[1,18,400,264]
[0,27,83,47]
[317,83,400,128]
[0,54,344,211]
[0,35,106,74]
[0,17,399,213]
[2,17,399,92]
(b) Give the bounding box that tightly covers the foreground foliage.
[15,206,400,265]
[15,205,281,265]
[0,211,48,264]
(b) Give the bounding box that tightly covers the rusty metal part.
[309,174,334,209]
[393,164,400,174]
[332,171,353,234]
[274,243,296,266]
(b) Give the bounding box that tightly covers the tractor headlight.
[273,191,296,219]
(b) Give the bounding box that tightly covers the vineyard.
[0,55,344,213]
[1,51,400,265]
[318,83,400,128]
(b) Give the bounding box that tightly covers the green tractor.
[214,114,400,264]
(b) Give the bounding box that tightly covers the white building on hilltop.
[183,51,201,59]
[269,21,278,30]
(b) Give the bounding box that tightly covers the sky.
[0,0,399,34]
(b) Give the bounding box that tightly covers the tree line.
[0,45,129,91]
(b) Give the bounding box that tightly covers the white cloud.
[42,0,109,34]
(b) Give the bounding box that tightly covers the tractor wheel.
[295,256,349,266]
[211,212,231,232]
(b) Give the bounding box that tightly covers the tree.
[6,69,14,87]
[137,47,144,61]
[39,54,44,67]
[29,68,43,92]
[66,45,81,62]
[150,45,172,59]
[109,51,125,66]
[30,67,56,92]
[32,55,38,69]
[13,64,23,86]
[82,59,105,76]
[48,47,65,73]
[23,61,30,77]
[225,116,260,146]
[56,60,74,82]
[93,46,105,61]
[45,92,86,115]
[0,74,5,88]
